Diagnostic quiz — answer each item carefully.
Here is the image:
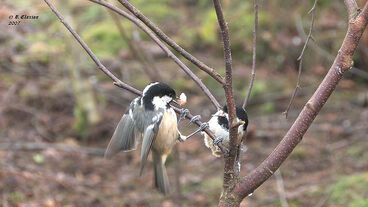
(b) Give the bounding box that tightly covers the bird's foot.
[177,108,189,124]
[189,115,201,125]
[213,136,224,145]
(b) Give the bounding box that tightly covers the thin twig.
[43,0,141,96]
[117,0,225,85]
[295,16,368,80]
[283,0,319,119]
[89,0,221,110]
[275,170,290,207]
[243,0,258,109]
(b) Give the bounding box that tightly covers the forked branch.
[43,0,227,150]
[118,0,225,85]
[89,0,221,110]
[212,0,239,197]
[232,1,368,202]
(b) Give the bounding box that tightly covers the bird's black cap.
[222,105,248,131]
[142,82,176,110]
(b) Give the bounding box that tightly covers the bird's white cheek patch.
[152,95,172,110]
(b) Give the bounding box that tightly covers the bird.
[104,82,187,195]
[203,105,248,158]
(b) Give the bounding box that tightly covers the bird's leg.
[213,136,224,145]
[178,123,208,142]
[177,108,189,124]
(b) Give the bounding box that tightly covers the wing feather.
[139,113,163,175]
[105,114,136,159]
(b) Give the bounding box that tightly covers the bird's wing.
[139,112,163,175]
[104,114,136,158]
[104,98,141,159]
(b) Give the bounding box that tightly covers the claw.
[189,115,201,125]
[183,122,209,141]
[213,136,224,145]
[178,108,189,124]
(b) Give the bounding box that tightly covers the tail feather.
[105,115,136,158]
[152,152,170,195]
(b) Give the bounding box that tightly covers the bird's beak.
[172,98,186,106]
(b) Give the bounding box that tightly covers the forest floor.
[1,52,368,207]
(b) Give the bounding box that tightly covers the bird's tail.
[152,152,170,195]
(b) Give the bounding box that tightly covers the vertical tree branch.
[232,2,368,200]
[211,1,238,204]
[89,0,221,110]
[243,0,259,109]
[283,0,319,118]
[118,0,225,85]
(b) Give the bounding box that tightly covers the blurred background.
[1,0,368,206]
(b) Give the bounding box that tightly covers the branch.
[243,0,258,109]
[232,2,368,200]
[43,0,141,96]
[89,0,221,110]
[283,0,318,118]
[117,0,225,85]
[212,0,238,195]
[43,0,226,151]
[344,0,360,20]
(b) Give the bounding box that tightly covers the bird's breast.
[152,109,178,155]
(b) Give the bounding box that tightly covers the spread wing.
[104,114,136,158]
[139,113,163,175]
[104,98,140,159]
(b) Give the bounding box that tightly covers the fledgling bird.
[203,105,248,157]
[105,82,187,195]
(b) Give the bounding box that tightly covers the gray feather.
[153,151,170,195]
[139,114,163,175]
[104,114,136,159]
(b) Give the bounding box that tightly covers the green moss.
[330,174,368,206]
[82,21,128,58]
[290,147,308,160]
[9,192,24,202]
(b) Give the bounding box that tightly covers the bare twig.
[117,0,225,85]
[89,0,221,110]
[344,0,360,19]
[283,0,319,118]
[275,170,290,207]
[232,2,368,201]
[243,0,259,109]
[296,15,368,80]
[43,0,141,96]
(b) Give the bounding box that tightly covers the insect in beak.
[172,93,187,106]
